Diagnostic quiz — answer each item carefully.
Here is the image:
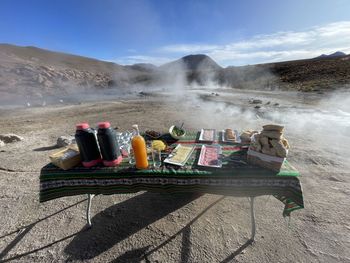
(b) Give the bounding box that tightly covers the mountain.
[126,63,158,72]
[315,51,347,59]
[160,54,222,71]
[0,43,155,105]
[157,54,223,85]
[0,43,124,73]
[1,43,350,106]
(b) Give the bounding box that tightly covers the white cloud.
[115,55,173,66]
[159,44,219,53]
[116,21,350,66]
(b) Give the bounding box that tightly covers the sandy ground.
[0,89,349,263]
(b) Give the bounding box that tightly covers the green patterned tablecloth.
[40,132,304,217]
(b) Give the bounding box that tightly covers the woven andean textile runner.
[40,131,304,217]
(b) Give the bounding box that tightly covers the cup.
[128,146,135,165]
[152,148,162,168]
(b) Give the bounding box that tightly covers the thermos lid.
[76,122,89,130]
[98,122,111,129]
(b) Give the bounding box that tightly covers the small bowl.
[169,125,186,140]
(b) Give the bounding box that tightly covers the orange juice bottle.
[131,124,149,169]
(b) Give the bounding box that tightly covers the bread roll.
[260,130,282,140]
[263,124,284,132]
[259,136,269,147]
[282,138,290,149]
[271,139,287,157]
[225,129,236,141]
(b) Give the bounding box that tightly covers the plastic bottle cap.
[132,124,140,135]
[76,123,89,130]
[98,122,111,129]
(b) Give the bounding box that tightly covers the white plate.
[164,144,195,166]
[198,145,222,168]
[198,129,216,142]
[221,130,241,143]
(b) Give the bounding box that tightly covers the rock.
[0,140,5,147]
[56,136,75,147]
[250,99,263,104]
[0,134,24,144]
[43,80,53,88]
[37,74,45,83]
[254,105,261,109]
[274,103,279,106]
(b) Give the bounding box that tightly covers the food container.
[169,125,186,140]
[164,144,194,166]
[247,148,285,171]
[49,145,81,170]
[198,129,216,142]
[221,129,241,143]
[198,145,222,168]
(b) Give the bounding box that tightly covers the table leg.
[86,194,95,228]
[249,197,256,242]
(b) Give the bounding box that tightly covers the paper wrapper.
[49,145,81,170]
[247,148,285,171]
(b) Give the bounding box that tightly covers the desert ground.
[0,88,349,263]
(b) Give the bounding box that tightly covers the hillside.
[1,43,350,106]
[220,54,350,91]
[268,54,350,91]
[0,44,154,105]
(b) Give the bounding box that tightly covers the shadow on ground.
[33,145,59,151]
[0,193,253,262]
[64,192,201,261]
[0,199,87,262]
[105,194,252,263]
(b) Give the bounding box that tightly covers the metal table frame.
[85,193,256,241]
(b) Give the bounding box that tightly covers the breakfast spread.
[52,123,291,171]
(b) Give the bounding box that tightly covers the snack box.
[49,145,81,170]
[247,148,285,171]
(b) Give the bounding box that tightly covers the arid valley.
[0,44,350,262]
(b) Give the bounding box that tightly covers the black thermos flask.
[75,123,101,167]
[97,122,122,166]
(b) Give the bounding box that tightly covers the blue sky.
[0,0,350,66]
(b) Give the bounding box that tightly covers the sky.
[0,0,350,66]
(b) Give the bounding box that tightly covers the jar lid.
[76,123,89,130]
[98,122,111,129]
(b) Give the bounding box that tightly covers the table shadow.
[109,196,226,263]
[64,192,201,260]
[0,199,87,262]
[33,145,59,151]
